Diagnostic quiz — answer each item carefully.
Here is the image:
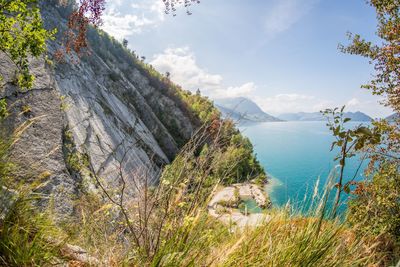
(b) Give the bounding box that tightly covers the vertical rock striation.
[0,1,199,217]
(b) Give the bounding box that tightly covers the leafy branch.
[0,0,55,89]
[322,106,381,217]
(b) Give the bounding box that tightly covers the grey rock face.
[0,2,198,217]
[53,53,170,188]
[0,54,76,217]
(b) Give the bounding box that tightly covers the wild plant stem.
[332,131,349,218]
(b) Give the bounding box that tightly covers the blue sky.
[101,0,394,118]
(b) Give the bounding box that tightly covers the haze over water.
[240,121,369,210]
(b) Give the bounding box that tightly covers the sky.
[101,0,394,118]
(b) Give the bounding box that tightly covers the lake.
[239,121,369,212]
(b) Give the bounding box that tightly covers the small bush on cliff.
[347,162,400,241]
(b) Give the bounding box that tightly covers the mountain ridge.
[278,111,372,122]
[214,97,281,122]
[386,113,399,121]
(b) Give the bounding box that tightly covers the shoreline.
[264,173,284,206]
[208,182,271,228]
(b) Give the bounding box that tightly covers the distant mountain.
[386,113,399,121]
[277,111,372,122]
[214,97,281,122]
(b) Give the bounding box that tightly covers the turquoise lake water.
[239,121,369,211]
[239,198,263,214]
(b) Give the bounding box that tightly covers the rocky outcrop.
[0,54,77,217]
[0,2,199,217]
[208,183,272,229]
[235,183,270,209]
[59,243,100,266]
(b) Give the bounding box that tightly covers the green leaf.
[330,141,337,151]
[339,131,347,138]
[0,0,54,89]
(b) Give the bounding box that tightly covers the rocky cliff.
[0,1,200,218]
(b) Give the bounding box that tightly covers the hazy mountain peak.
[214,97,281,122]
[277,111,372,122]
[386,113,399,121]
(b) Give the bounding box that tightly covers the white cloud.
[149,0,166,21]
[101,0,165,40]
[151,47,222,91]
[150,47,254,99]
[108,0,124,7]
[346,98,361,107]
[222,82,257,98]
[254,93,327,115]
[101,9,154,39]
[264,0,317,37]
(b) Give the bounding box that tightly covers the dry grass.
[61,135,394,267]
[0,119,396,266]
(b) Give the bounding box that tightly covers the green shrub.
[347,162,400,242]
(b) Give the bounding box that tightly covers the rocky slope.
[0,1,200,217]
